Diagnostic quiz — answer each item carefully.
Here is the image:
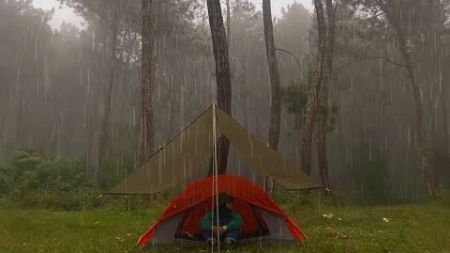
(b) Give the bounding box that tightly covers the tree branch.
[365,56,406,67]
[345,50,406,68]
[275,48,302,70]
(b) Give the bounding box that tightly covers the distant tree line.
[0,0,449,204]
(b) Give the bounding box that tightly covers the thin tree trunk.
[262,0,281,194]
[441,73,449,154]
[440,83,449,194]
[437,39,448,187]
[226,0,231,45]
[141,0,154,161]
[379,2,434,197]
[263,0,281,152]
[301,0,327,175]
[317,0,335,189]
[206,0,232,175]
[122,31,137,93]
[402,44,434,198]
[437,32,448,153]
[96,0,119,185]
[0,104,7,145]
[317,120,330,188]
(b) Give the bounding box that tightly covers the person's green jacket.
[198,211,243,231]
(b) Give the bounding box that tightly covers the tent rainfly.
[109,104,322,195]
[136,175,307,246]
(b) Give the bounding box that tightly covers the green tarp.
[109,105,322,194]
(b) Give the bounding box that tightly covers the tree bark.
[301,0,327,175]
[263,0,281,151]
[441,71,449,154]
[226,0,231,45]
[96,0,119,185]
[437,34,448,187]
[262,0,281,193]
[141,0,154,161]
[317,120,330,188]
[317,0,335,190]
[206,0,232,175]
[437,32,449,154]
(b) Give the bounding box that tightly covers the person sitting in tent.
[199,193,243,248]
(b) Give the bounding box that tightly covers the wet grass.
[0,201,449,253]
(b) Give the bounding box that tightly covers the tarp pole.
[212,103,220,252]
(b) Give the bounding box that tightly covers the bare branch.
[344,50,406,68]
[275,48,302,70]
[365,56,406,67]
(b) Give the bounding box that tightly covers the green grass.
[0,201,449,253]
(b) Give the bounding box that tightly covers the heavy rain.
[0,0,449,252]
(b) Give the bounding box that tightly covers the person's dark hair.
[218,193,234,206]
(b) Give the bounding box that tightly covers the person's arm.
[199,212,213,231]
[224,211,242,231]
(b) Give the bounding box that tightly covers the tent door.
[239,204,270,239]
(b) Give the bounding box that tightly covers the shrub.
[0,167,10,196]
[2,150,95,210]
[350,145,391,204]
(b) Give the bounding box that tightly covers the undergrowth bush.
[2,150,447,211]
[436,190,450,207]
[0,150,94,210]
[0,150,191,211]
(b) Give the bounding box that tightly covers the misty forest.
[0,0,449,252]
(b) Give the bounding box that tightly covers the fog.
[1,0,449,206]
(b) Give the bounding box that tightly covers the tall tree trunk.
[122,31,137,92]
[317,120,330,188]
[437,31,448,154]
[141,0,154,161]
[379,2,434,197]
[317,0,335,189]
[401,42,434,198]
[206,0,232,175]
[96,0,119,185]
[437,37,448,187]
[263,0,281,152]
[301,0,327,175]
[262,0,281,193]
[441,71,449,154]
[226,0,231,45]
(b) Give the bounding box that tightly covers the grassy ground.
[0,200,449,253]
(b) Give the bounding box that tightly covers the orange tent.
[137,174,306,247]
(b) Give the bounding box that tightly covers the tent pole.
[212,103,221,252]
